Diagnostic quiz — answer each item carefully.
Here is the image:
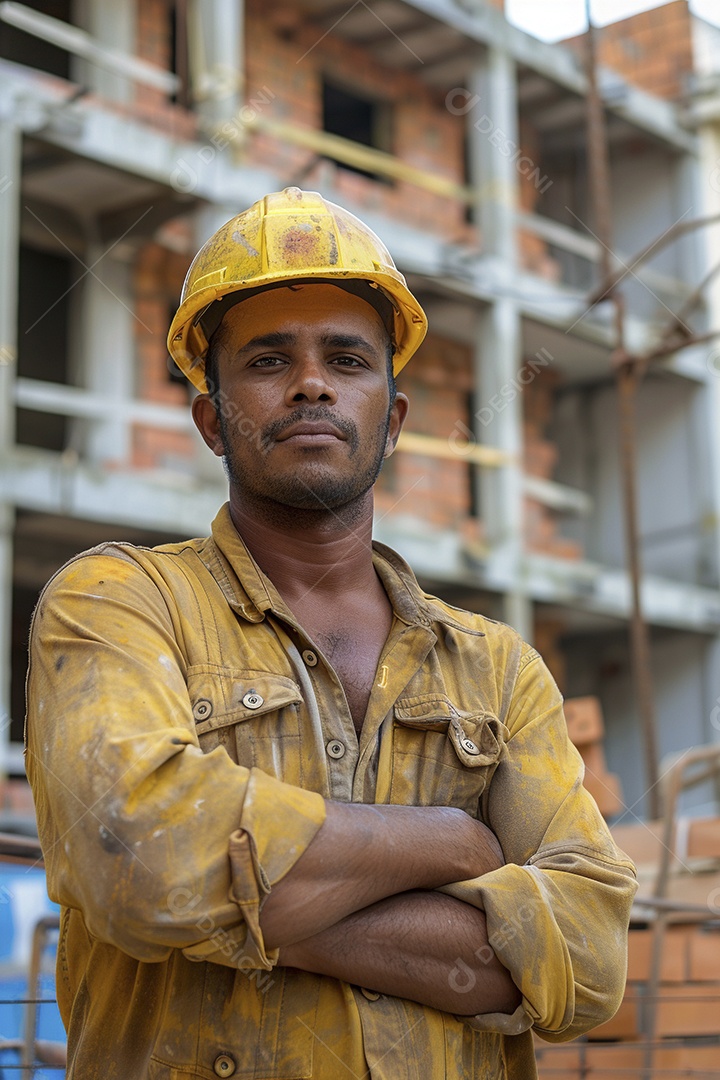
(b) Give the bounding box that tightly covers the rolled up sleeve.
[25,552,325,967]
[440,649,637,1040]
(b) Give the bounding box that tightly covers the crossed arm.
[259,801,522,1017]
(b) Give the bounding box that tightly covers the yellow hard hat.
[167,187,428,392]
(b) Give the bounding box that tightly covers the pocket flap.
[395,694,508,769]
[446,713,508,768]
[188,668,303,735]
[394,694,459,731]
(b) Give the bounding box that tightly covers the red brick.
[655,984,720,1037]
[586,996,640,1040]
[627,927,689,983]
[688,925,720,981]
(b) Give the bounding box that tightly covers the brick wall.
[244,0,468,237]
[517,119,561,280]
[375,334,474,530]
[131,0,196,137]
[132,241,195,470]
[523,367,581,560]
[565,0,694,101]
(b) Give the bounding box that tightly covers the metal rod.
[586,210,720,308]
[616,350,660,817]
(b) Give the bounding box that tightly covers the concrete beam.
[0,446,225,536]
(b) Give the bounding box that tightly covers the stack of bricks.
[564,696,624,818]
[523,368,583,560]
[536,924,720,1077]
[536,699,720,1077]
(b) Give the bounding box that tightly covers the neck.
[227,488,378,604]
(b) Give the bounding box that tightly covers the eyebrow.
[235,331,382,357]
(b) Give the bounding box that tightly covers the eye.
[331,355,366,367]
[251,355,287,368]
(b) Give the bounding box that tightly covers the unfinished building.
[0,0,719,822]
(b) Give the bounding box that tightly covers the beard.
[218,403,392,515]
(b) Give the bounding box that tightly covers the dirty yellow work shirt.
[26,504,636,1079]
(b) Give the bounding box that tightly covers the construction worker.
[25,188,636,1079]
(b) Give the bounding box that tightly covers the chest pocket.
[390,694,508,818]
[188,666,305,786]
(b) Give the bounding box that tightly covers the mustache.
[260,407,359,451]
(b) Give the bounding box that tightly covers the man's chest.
[310,625,385,733]
[184,613,507,817]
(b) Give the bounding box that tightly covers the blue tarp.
[0,861,65,1078]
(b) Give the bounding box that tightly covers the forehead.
[219,283,387,349]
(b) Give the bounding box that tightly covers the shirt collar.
[206,502,483,636]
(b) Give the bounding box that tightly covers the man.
[26,187,636,1079]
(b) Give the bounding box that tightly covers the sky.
[506,0,720,42]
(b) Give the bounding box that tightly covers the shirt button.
[213,1055,236,1077]
[242,692,264,710]
[361,986,381,1001]
[461,738,480,755]
[192,699,213,721]
[302,649,318,667]
[326,739,346,759]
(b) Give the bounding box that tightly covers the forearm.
[279,890,521,1016]
[260,801,504,949]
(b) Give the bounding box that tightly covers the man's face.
[192,283,408,515]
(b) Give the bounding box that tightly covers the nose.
[284,355,338,406]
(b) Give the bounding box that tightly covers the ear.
[192,394,225,458]
[384,393,409,458]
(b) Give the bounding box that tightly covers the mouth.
[276,422,347,446]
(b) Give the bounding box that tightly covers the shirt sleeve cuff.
[438,863,574,1033]
[457,1002,534,1036]
[228,768,327,969]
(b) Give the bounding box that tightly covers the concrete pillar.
[190,0,244,126]
[466,46,518,262]
[74,0,136,103]
[473,301,530,639]
[467,47,531,639]
[0,121,21,772]
[75,252,134,464]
